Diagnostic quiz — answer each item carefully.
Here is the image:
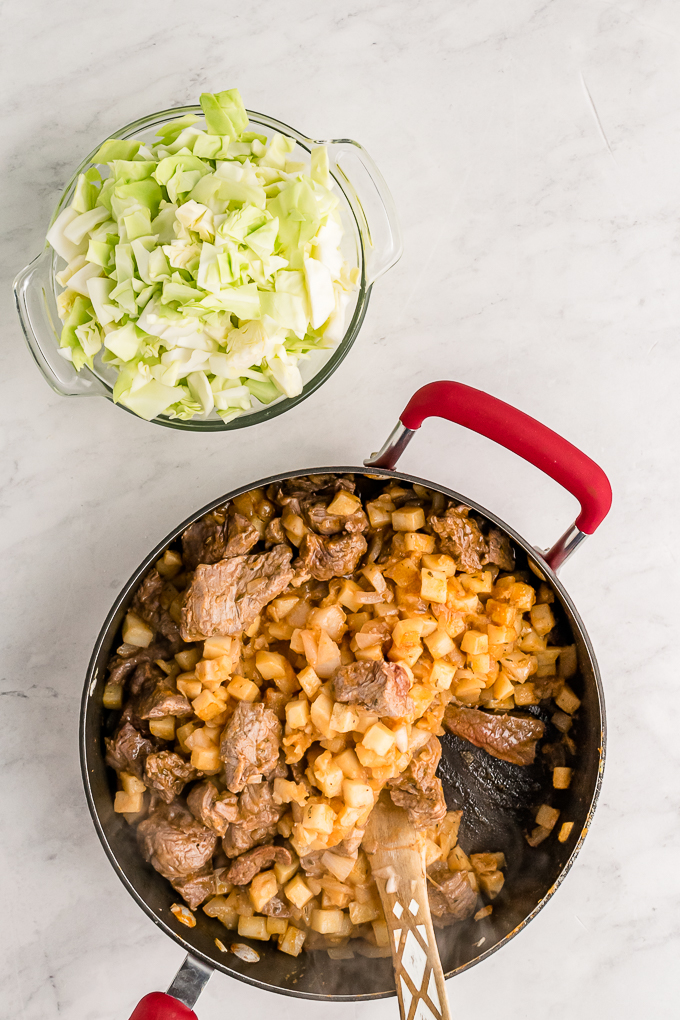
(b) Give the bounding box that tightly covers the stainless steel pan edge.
[79,463,606,1003]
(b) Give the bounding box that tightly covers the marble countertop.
[2,1,678,1017]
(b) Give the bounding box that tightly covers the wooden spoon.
[364,794,451,1020]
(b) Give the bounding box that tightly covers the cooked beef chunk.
[264,518,285,546]
[144,751,196,803]
[220,702,282,794]
[270,475,355,516]
[429,506,487,573]
[298,532,367,581]
[428,865,477,920]
[187,780,240,837]
[182,509,260,571]
[171,867,216,909]
[300,837,359,878]
[105,721,155,778]
[181,546,294,640]
[131,569,182,644]
[443,706,545,766]
[137,801,217,880]
[303,499,368,537]
[260,895,291,917]
[226,845,292,885]
[333,660,413,718]
[222,780,284,858]
[484,529,515,571]
[388,737,447,826]
[107,641,172,687]
[130,662,192,720]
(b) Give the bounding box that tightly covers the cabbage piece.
[59,295,95,370]
[115,243,136,282]
[131,237,157,285]
[154,154,211,186]
[193,133,232,159]
[92,139,141,163]
[266,353,303,398]
[104,322,142,362]
[200,89,248,137]
[110,160,157,184]
[303,256,335,329]
[243,372,280,404]
[194,283,260,319]
[68,261,104,297]
[311,146,331,189]
[156,113,199,145]
[113,179,163,219]
[63,206,109,245]
[75,319,102,358]
[121,379,179,420]
[72,168,102,213]
[151,202,178,243]
[86,277,118,326]
[245,217,278,259]
[47,208,90,261]
[187,370,214,416]
[86,240,113,268]
[56,254,88,287]
[259,133,295,171]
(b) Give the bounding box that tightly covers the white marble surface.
[2,0,679,1017]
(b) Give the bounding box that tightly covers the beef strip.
[220,702,282,794]
[484,529,515,571]
[427,863,477,920]
[181,545,294,640]
[264,518,285,547]
[105,721,155,778]
[144,751,196,803]
[443,706,545,766]
[226,845,292,885]
[333,660,413,718]
[181,509,260,571]
[137,801,217,880]
[429,505,487,573]
[303,498,368,537]
[388,736,447,826]
[222,780,284,858]
[131,569,182,644]
[106,641,172,687]
[187,780,240,837]
[297,532,367,582]
[130,662,192,720]
[171,866,216,909]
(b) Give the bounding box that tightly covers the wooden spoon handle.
[373,847,451,1020]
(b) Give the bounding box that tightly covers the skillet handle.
[365,379,612,571]
[128,992,197,1020]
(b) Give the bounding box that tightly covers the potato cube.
[372,919,390,947]
[404,532,435,555]
[266,917,288,936]
[470,852,505,874]
[558,821,575,843]
[310,691,335,736]
[202,636,234,660]
[361,722,396,757]
[342,779,374,809]
[103,683,123,710]
[330,702,360,733]
[192,689,225,722]
[422,629,453,660]
[349,901,379,925]
[285,698,309,729]
[302,802,335,834]
[190,746,221,772]
[361,562,387,593]
[250,870,278,912]
[437,810,463,856]
[535,804,560,830]
[429,660,456,690]
[555,684,581,715]
[149,716,176,740]
[120,772,146,796]
[297,665,321,699]
[114,790,144,814]
[385,558,421,591]
[487,624,515,646]
[492,673,514,702]
[422,553,456,576]
[558,645,578,679]
[421,837,443,869]
[203,896,238,929]
[460,630,488,655]
[122,612,154,648]
[487,600,516,627]
[310,908,345,934]
[553,767,573,789]
[507,582,535,610]
[513,683,538,707]
[175,720,197,753]
[227,675,259,702]
[268,594,300,622]
[334,748,366,780]
[321,851,357,882]
[468,653,491,675]
[315,630,342,679]
[196,656,232,683]
[460,571,493,594]
[274,857,299,885]
[448,846,473,871]
[420,569,448,605]
[278,925,306,956]
[256,651,293,682]
[313,751,344,798]
[392,506,426,532]
[175,648,201,672]
[327,490,362,516]
[530,603,555,637]
[156,548,183,578]
[177,678,202,700]
[237,915,270,941]
[273,778,307,807]
[285,874,314,909]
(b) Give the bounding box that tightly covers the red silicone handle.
[128,992,198,1020]
[400,381,612,534]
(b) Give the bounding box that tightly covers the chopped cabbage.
[47,87,357,422]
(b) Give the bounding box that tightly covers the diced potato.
[315,630,342,679]
[250,870,278,912]
[330,702,360,733]
[278,925,306,956]
[227,675,260,702]
[256,651,293,681]
[190,746,221,772]
[535,804,560,830]
[308,604,347,642]
[468,653,491,675]
[392,506,426,532]
[478,871,505,899]
[526,825,551,847]
[192,689,225,722]
[454,673,485,699]
[421,837,443,868]
[120,772,145,795]
[203,896,238,929]
[530,603,555,637]
[361,563,387,592]
[487,624,515,645]
[423,629,454,661]
[273,778,307,807]
[558,645,578,679]
[551,709,573,733]
[437,810,463,856]
[196,655,232,684]
[177,678,202,700]
[372,919,390,947]
[310,691,335,736]
[327,490,362,516]
[362,722,396,757]
[513,683,538,707]
[149,716,176,740]
[385,557,421,590]
[349,901,379,925]
[268,594,300,622]
[492,673,514,702]
[282,512,308,544]
[202,636,234,660]
[519,628,546,653]
[175,647,201,672]
[555,684,581,715]
[238,915,270,940]
[553,767,573,789]
[448,846,472,871]
[266,917,288,936]
[310,908,345,934]
[176,720,197,753]
[322,851,357,882]
[114,790,144,814]
[421,553,456,576]
[558,821,575,843]
[487,600,516,627]
[302,802,335,834]
[470,852,505,874]
[404,531,435,555]
[122,611,154,648]
[285,698,309,729]
[429,660,456,690]
[342,779,374,809]
[460,571,493,594]
[313,751,344,798]
[297,665,321,699]
[285,874,314,909]
[103,683,123,709]
[461,630,488,655]
[156,549,183,578]
[334,748,366,780]
[274,857,299,885]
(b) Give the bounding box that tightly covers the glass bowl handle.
[13,249,107,398]
[322,139,403,285]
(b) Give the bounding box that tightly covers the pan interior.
[81,467,604,1000]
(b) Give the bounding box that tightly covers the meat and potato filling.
[103,474,581,957]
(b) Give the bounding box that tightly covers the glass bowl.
[14,106,402,431]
